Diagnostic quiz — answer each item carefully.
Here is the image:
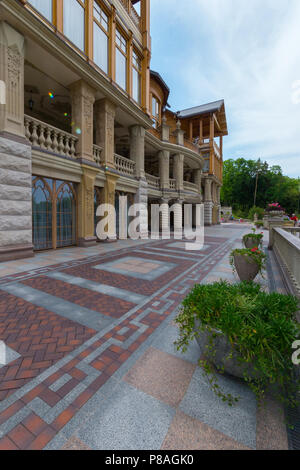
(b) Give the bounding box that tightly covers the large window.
[93,2,109,74]
[64,0,85,51]
[152,96,160,128]
[115,30,127,91]
[29,0,53,22]
[132,51,141,104]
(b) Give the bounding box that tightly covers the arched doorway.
[32,176,77,251]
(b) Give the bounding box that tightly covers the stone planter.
[243,237,262,249]
[195,320,255,379]
[267,211,284,217]
[233,253,260,281]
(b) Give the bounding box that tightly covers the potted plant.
[175,281,300,408]
[254,220,264,229]
[243,230,264,249]
[230,247,266,281]
[266,202,285,217]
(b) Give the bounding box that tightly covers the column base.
[99,237,118,244]
[0,244,34,262]
[78,237,97,247]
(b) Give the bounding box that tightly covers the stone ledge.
[0,243,34,262]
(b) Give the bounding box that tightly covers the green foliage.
[243,233,263,246]
[230,248,266,276]
[248,206,265,221]
[221,158,300,215]
[175,281,300,408]
[255,221,264,228]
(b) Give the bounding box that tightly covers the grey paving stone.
[50,374,72,392]
[1,283,114,331]
[179,371,257,449]
[27,397,52,418]
[151,324,200,365]
[46,271,147,304]
[76,382,175,450]
[0,406,31,437]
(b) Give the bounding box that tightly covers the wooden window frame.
[115,26,129,92]
[132,48,142,104]
[92,0,110,74]
[151,94,161,129]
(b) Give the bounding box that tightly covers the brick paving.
[0,224,290,450]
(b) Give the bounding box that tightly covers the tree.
[221,158,299,216]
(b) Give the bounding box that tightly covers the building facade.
[0,0,228,261]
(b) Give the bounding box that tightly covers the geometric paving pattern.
[0,226,289,450]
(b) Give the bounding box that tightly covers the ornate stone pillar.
[194,168,202,201]
[173,154,184,192]
[160,198,170,235]
[204,178,213,226]
[77,166,99,247]
[70,80,96,162]
[94,98,116,169]
[129,125,145,178]
[158,150,170,191]
[173,120,184,146]
[0,23,33,261]
[216,185,222,224]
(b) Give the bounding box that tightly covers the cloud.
[150,0,300,178]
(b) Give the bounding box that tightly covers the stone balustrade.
[93,145,103,166]
[114,154,136,176]
[184,181,198,192]
[284,227,300,239]
[146,173,160,189]
[271,227,300,297]
[169,179,176,190]
[25,115,78,159]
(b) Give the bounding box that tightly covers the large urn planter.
[233,253,260,281]
[195,320,255,379]
[243,237,262,250]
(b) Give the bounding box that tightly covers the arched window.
[56,181,77,248]
[32,177,53,251]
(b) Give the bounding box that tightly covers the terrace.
[0,222,299,450]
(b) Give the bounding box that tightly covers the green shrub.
[175,281,300,408]
[248,206,265,221]
[255,220,264,228]
[243,233,264,247]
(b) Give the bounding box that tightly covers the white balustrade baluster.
[31,122,38,147]
[39,125,46,149]
[52,131,59,153]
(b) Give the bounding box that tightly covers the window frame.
[132,49,142,104]
[63,0,87,53]
[115,27,128,92]
[93,1,110,74]
[27,0,54,24]
[151,94,161,129]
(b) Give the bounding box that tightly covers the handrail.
[25,115,78,159]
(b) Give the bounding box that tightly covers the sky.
[149,0,300,179]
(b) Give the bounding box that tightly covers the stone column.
[158,150,170,191]
[129,125,145,178]
[0,22,25,137]
[129,125,148,237]
[173,199,183,238]
[173,154,184,192]
[98,171,119,241]
[204,178,213,226]
[160,198,170,235]
[94,98,116,169]
[70,80,96,162]
[173,120,184,146]
[161,114,170,142]
[0,23,33,261]
[216,185,221,224]
[194,168,202,201]
[77,166,98,247]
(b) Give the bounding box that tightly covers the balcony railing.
[119,0,141,28]
[114,154,136,176]
[25,115,78,159]
[146,173,160,189]
[169,179,176,190]
[93,145,103,166]
[184,181,199,193]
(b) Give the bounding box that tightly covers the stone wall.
[0,135,33,260]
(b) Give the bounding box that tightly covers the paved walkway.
[0,224,288,450]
